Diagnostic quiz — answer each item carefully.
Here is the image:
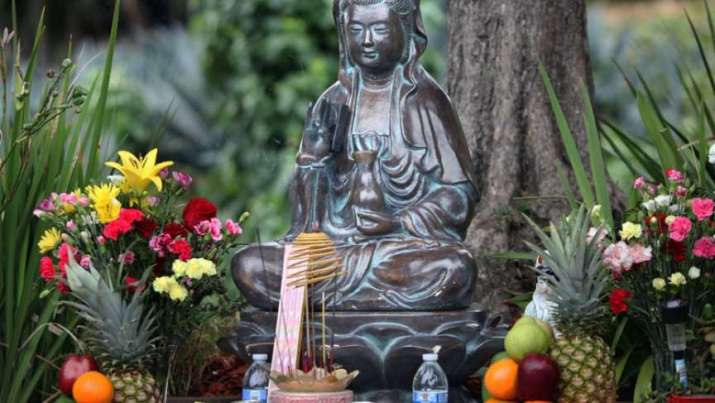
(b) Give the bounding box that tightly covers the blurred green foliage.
[92,0,446,241]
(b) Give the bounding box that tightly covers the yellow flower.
[167,282,188,302]
[652,278,666,291]
[38,228,62,253]
[669,272,687,287]
[86,184,121,223]
[172,260,188,277]
[152,276,174,294]
[619,222,642,241]
[105,149,174,193]
[184,258,217,279]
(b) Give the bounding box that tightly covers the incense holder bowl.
[219,304,506,403]
[271,390,353,403]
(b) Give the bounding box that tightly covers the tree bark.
[446,0,594,309]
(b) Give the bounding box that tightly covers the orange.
[72,371,113,403]
[525,401,553,403]
[485,399,517,403]
[483,358,519,400]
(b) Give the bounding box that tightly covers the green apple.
[505,323,550,361]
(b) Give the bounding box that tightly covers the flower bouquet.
[601,169,714,394]
[34,149,247,399]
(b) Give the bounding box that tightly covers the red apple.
[58,354,98,395]
[517,353,560,401]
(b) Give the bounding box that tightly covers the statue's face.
[346,3,406,78]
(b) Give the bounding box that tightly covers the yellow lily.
[105,149,174,193]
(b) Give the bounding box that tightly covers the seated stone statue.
[233,0,479,311]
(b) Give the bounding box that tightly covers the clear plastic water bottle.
[242,353,270,403]
[412,353,448,403]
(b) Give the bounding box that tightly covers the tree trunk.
[446,0,594,309]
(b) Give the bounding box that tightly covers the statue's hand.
[297,102,334,165]
[355,208,400,236]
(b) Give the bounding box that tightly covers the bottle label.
[242,388,268,402]
[674,358,688,388]
[412,390,448,403]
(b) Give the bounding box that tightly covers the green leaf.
[539,63,594,208]
[634,356,654,403]
[615,346,635,385]
[581,86,613,229]
[611,316,629,352]
[487,251,536,261]
[637,93,680,171]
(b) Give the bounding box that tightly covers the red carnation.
[56,282,70,295]
[135,218,158,239]
[168,239,192,261]
[609,288,633,315]
[103,219,133,241]
[123,276,145,293]
[119,208,144,224]
[666,239,686,263]
[183,197,217,232]
[645,212,668,235]
[39,257,56,282]
[164,222,188,239]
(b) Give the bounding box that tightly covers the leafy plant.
[541,2,715,399]
[0,1,120,400]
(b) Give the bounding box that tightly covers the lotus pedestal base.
[218,304,506,403]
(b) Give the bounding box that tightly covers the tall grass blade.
[539,63,595,208]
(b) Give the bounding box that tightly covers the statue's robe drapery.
[233,65,479,311]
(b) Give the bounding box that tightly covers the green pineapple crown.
[524,206,610,337]
[65,255,160,370]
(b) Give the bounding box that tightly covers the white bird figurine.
[524,256,560,336]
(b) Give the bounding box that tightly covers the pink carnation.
[691,198,714,221]
[675,186,688,198]
[209,218,223,242]
[194,220,210,236]
[665,168,685,182]
[603,241,634,275]
[149,233,173,257]
[118,251,135,265]
[225,219,243,236]
[693,237,715,259]
[629,243,652,265]
[633,176,646,190]
[669,216,692,242]
[59,193,78,205]
[172,171,193,189]
[79,255,92,269]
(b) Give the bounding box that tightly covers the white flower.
[655,195,672,208]
[709,143,715,164]
[642,200,657,212]
[669,272,687,286]
[107,174,125,185]
[652,278,666,290]
[688,266,701,280]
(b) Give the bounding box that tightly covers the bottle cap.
[422,353,438,361]
[253,353,268,361]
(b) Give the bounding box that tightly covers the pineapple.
[65,257,162,402]
[525,208,617,403]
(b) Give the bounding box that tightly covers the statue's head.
[334,0,427,83]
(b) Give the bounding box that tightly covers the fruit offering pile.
[482,316,558,403]
[57,354,114,403]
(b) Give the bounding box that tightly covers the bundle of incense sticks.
[286,232,343,288]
